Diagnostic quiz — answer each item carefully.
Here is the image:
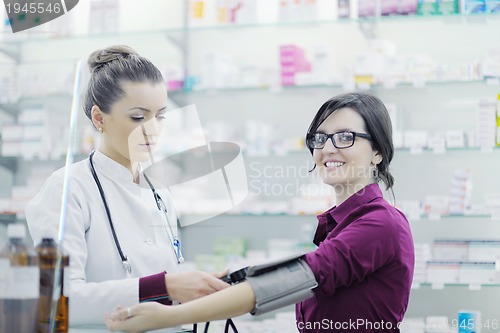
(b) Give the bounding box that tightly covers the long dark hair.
[306,92,395,191]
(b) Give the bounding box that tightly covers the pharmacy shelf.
[0,153,87,173]
[0,156,17,172]
[1,152,87,161]
[181,212,498,219]
[183,12,500,32]
[396,147,500,154]
[0,102,18,117]
[168,79,497,96]
[176,146,500,159]
[270,147,500,155]
[13,93,73,101]
[1,12,498,45]
[0,93,73,117]
[0,213,17,225]
[416,213,498,220]
[0,28,186,46]
[0,13,500,42]
[412,283,500,290]
[180,12,500,35]
[181,212,315,218]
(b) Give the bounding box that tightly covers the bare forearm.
[106,281,256,332]
[169,282,256,326]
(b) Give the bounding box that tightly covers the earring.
[373,167,380,180]
[98,127,103,133]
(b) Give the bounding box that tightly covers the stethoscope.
[88,150,184,274]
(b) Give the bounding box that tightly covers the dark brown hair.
[83,45,164,121]
[306,92,395,190]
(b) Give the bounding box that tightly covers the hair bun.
[88,45,138,73]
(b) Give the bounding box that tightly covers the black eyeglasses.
[306,131,372,149]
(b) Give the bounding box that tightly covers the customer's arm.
[106,282,256,332]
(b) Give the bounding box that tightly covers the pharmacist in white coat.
[25,45,229,328]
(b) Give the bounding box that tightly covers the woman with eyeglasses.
[106,92,415,333]
[25,45,229,329]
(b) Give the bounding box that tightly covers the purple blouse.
[296,183,414,333]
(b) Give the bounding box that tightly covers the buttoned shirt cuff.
[139,271,172,305]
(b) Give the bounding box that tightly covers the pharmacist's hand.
[105,303,170,333]
[166,269,230,303]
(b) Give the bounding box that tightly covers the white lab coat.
[25,150,181,330]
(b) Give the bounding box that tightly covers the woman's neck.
[333,181,374,206]
[333,185,351,206]
[97,147,140,183]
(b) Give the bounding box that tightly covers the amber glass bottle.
[35,232,58,333]
[55,253,69,333]
[0,223,39,333]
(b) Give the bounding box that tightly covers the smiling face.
[312,107,381,203]
[92,81,168,170]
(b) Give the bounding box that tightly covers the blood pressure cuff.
[245,253,318,316]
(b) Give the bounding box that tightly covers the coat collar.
[91,150,143,185]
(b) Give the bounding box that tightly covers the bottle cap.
[40,226,57,240]
[7,223,26,239]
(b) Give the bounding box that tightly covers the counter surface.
[70,326,191,333]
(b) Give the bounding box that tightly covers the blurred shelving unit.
[0,5,499,329]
